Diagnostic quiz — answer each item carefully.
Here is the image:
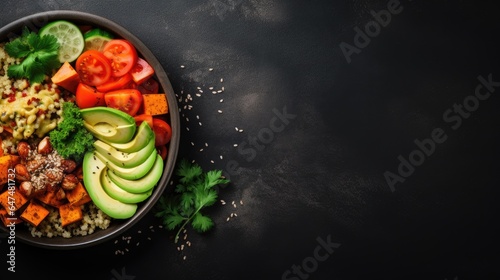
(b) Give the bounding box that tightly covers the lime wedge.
[84,29,114,52]
[39,20,84,63]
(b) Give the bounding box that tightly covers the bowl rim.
[0,10,180,249]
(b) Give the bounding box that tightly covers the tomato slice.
[96,73,133,92]
[152,118,172,146]
[156,145,167,160]
[102,39,138,77]
[137,78,159,94]
[134,114,154,128]
[131,57,155,85]
[75,50,112,86]
[75,83,106,109]
[104,89,143,116]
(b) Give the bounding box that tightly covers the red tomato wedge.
[156,145,167,160]
[134,114,154,128]
[104,89,143,116]
[152,118,172,146]
[75,50,112,86]
[137,78,159,94]
[75,83,106,109]
[102,39,138,77]
[96,73,133,93]
[131,57,155,85]
[51,61,80,93]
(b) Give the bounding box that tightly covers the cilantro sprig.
[155,159,230,243]
[4,27,61,83]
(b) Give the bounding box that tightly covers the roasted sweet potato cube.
[59,203,83,227]
[20,201,49,227]
[0,188,28,212]
[66,182,91,206]
[0,155,20,185]
[35,189,65,208]
[0,208,23,227]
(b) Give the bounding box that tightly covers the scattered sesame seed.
[180,65,185,68]
[234,204,237,208]
[186,117,189,122]
[191,142,195,146]
[233,144,238,147]
[239,129,244,133]
[183,229,187,234]
[235,127,239,131]
[220,155,223,160]
[209,86,214,90]
[234,213,238,217]
[217,90,222,93]
[220,78,224,83]
[212,91,217,94]
[230,213,234,217]
[240,200,243,205]
[136,242,140,246]
[210,160,214,164]
[187,241,191,246]
[218,110,223,114]
[184,234,188,240]
[177,246,180,251]
[183,256,187,260]
[199,89,203,93]
[114,240,118,244]
[209,68,214,71]
[199,122,202,126]
[196,115,200,119]
[196,93,201,97]
[205,142,208,147]
[226,217,230,221]
[148,237,151,240]
[186,127,190,131]
[197,86,201,90]
[199,148,204,152]
[181,244,185,250]
[221,199,226,205]
[138,230,142,234]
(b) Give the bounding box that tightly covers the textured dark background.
[1,1,500,279]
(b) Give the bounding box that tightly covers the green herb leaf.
[4,27,60,83]
[154,159,229,243]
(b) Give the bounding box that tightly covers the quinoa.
[29,202,111,238]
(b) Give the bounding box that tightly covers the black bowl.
[0,11,180,249]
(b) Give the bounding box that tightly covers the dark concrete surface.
[1,1,500,279]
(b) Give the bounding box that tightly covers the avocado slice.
[107,121,155,153]
[80,107,136,144]
[93,136,156,168]
[107,153,164,194]
[82,151,137,219]
[95,148,157,180]
[101,169,152,203]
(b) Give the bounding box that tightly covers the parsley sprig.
[4,27,60,83]
[155,159,229,243]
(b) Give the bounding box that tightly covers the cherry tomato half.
[104,89,143,116]
[75,50,112,86]
[156,145,168,160]
[75,83,106,109]
[96,73,133,93]
[134,114,154,128]
[137,78,159,94]
[131,57,155,85]
[152,118,172,146]
[102,39,138,77]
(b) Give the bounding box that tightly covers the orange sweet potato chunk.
[59,203,82,227]
[20,201,49,227]
[0,188,28,212]
[141,93,168,115]
[66,182,91,206]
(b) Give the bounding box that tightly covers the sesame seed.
[209,68,214,71]
[220,78,224,83]
[196,93,201,97]
[230,213,234,217]
[138,230,142,234]
[199,122,202,126]
[221,199,226,204]
[191,142,195,146]
[186,127,190,131]
[197,86,201,90]
[186,117,189,122]
[199,148,204,152]
[199,89,203,93]
[233,144,238,147]
[136,242,140,246]
[209,86,214,90]
[218,110,223,114]
[239,129,244,133]
[234,213,238,217]
[210,160,214,164]
[196,115,200,119]
[181,244,185,250]
[212,91,217,94]
[205,142,208,147]
[183,256,187,260]
[114,240,118,244]
[240,200,243,205]
[220,99,223,103]
[226,217,230,221]
[222,86,225,91]
[220,155,223,160]
[217,90,222,93]
[180,65,185,68]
